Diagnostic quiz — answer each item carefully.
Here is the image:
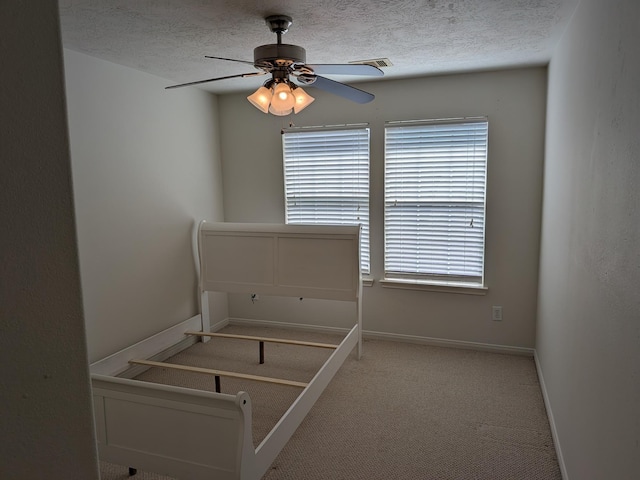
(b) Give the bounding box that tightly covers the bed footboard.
[92,375,257,480]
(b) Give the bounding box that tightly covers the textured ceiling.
[58,0,579,94]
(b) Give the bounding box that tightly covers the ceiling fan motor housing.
[254,43,306,70]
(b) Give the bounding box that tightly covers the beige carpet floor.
[99,324,561,480]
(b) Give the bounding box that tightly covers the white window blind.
[283,127,370,274]
[384,118,488,285]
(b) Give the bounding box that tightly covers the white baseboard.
[364,329,535,356]
[228,317,534,356]
[210,317,230,332]
[534,351,568,480]
[90,314,202,376]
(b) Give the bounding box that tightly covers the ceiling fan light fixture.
[247,86,273,113]
[292,85,314,113]
[247,81,314,116]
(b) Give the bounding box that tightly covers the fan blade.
[305,64,383,76]
[165,72,266,89]
[205,56,255,66]
[305,75,375,104]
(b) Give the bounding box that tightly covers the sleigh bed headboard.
[198,221,361,301]
[197,222,363,352]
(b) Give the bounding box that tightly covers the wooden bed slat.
[184,331,339,350]
[129,359,308,388]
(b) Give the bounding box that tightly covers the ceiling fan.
[165,15,384,116]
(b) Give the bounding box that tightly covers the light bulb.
[270,83,295,111]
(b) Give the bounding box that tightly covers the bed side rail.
[252,323,359,477]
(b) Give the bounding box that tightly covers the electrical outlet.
[492,306,503,321]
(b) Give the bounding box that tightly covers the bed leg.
[259,341,265,364]
[215,375,221,393]
[128,467,137,476]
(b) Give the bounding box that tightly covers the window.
[282,127,370,274]
[384,118,488,287]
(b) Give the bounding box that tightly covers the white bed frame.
[90,221,362,480]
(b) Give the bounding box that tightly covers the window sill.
[379,278,488,295]
[362,276,374,287]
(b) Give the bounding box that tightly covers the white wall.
[64,50,227,363]
[536,0,640,478]
[0,2,99,478]
[219,67,547,349]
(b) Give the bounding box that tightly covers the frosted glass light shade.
[292,87,315,113]
[270,83,295,111]
[247,86,272,113]
[268,104,293,116]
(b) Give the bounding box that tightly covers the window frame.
[383,117,489,292]
[282,125,371,275]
